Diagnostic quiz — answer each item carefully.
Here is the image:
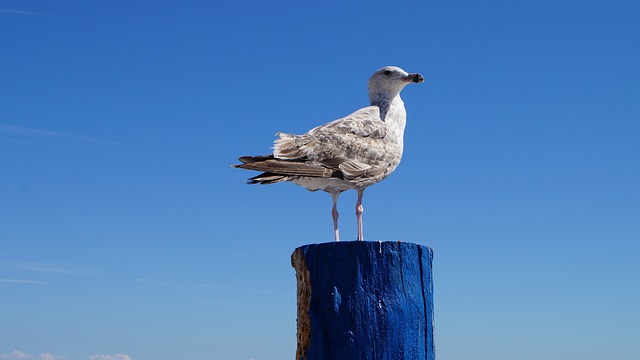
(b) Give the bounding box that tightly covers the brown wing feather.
[234,156,340,179]
[273,106,387,162]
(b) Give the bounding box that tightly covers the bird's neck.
[370,92,405,121]
[370,92,406,145]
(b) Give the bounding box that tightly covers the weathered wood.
[292,241,435,360]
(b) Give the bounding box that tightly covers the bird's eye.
[383,70,391,75]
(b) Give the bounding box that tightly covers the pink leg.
[356,189,365,241]
[331,192,340,242]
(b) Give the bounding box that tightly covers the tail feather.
[247,173,290,185]
[234,154,341,185]
[237,155,274,164]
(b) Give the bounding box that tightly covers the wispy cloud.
[0,124,124,148]
[87,354,132,360]
[136,277,178,286]
[0,351,66,360]
[0,261,95,277]
[0,9,54,17]
[0,279,45,285]
[0,352,134,360]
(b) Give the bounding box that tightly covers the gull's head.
[368,66,424,100]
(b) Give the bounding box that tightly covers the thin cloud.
[0,279,45,285]
[0,261,96,277]
[0,9,54,16]
[0,352,134,360]
[87,354,132,360]
[136,277,179,286]
[0,124,124,148]
[37,355,65,360]
[0,351,66,360]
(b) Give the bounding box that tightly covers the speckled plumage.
[235,66,424,241]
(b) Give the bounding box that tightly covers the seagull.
[234,66,424,241]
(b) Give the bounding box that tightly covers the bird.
[234,66,424,241]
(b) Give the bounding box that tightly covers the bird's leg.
[331,192,340,242]
[356,189,365,241]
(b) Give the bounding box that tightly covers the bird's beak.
[404,73,425,83]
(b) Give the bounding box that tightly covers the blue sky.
[1,0,639,359]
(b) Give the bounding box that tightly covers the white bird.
[234,66,424,241]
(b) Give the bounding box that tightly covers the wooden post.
[291,241,435,360]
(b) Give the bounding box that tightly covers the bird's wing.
[273,106,388,168]
[235,156,337,178]
[237,106,392,182]
[309,106,387,139]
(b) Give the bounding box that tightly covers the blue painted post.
[291,241,435,360]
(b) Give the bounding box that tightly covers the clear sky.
[1,1,639,360]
